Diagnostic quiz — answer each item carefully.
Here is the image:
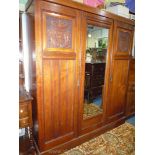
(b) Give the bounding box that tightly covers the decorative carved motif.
[46,15,72,48]
[118,31,130,52]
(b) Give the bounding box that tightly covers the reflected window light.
[88,33,91,38]
[22,13,30,92]
[32,52,36,61]
[19,52,23,61]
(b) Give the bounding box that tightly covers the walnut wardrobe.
[28,0,135,154]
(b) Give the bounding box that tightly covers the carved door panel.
[106,60,129,122]
[35,1,80,151]
[113,21,134,57]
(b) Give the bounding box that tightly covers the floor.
[20,116,135,154]
[20,103,135,154]
[83,103,103,119]
[83,96,103,119]
[61,122,135,155]
[126,116,135,126]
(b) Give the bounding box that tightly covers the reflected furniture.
[85,62,106,102]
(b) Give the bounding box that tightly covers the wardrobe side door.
[106,21,134,122]
[106,59,129,122]
[35,1,80,151]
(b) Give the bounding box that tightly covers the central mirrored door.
[83,25,109,120]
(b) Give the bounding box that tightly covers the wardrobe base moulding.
[34,117,125,155]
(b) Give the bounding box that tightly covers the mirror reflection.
[83,25,109,119]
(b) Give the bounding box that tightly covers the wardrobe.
[28,0,135,154]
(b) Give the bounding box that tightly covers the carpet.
[61,123,135,155]
[83,103,103,119]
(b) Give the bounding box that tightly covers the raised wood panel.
[46,15,72,49]
[42,12,75,52]
[43,60,76,143]
[118,31,130,52]
[106,60,129,122]
[41,0,77,59]
[113,21,134,58]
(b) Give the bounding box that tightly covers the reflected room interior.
[83,25,109,119]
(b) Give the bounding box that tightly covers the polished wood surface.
[106,60,129,122]
[113,21,134,58]
[105,20,134,123]
[34,0,80,151]
[44,0,134,25]
[19,91,35,154]
[77,11,114,136]
[19,92,33,128]
[126,59,135,117]
[29,0,135,154]
[35,118,125,155]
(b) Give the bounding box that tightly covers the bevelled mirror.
[83,25,109,120]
